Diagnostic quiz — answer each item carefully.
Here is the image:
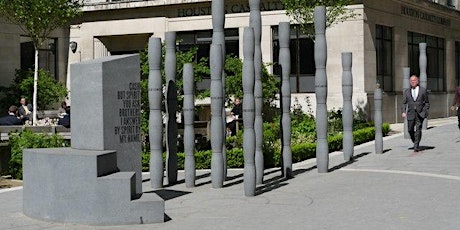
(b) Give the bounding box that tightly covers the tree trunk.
[33,48,38,125]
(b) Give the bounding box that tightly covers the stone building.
[2,0,460,122]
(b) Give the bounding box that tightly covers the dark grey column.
[341,52,354,161]
[419,43,428,130]
[165,31,178,185]
[314,6,329,173]
[243,27,256,196]
[374,84,383,154]
[148,37,164,189]
[249,0,264,185]
[212,0,227,180]
[210,44,224,188]
[183,63,196,188]
[402,67,410,139]
[279,22,292,178]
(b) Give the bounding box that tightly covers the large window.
[408,32,445,92]
[177,29,239,90]
[272,25,315,93]
[177,29,239,63]
[20,37,57,79]
[376,24,393,92]
[456,41,460,87]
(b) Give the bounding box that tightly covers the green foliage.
[225,57,280,106]
[0,69,67,110]
[0,0,83,49]
[140,122,391,171]
[139,45,210,151]
[8,130,68,179]
[280,0,357,37]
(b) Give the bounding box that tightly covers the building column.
[393,26,408,92]
[445,38,456,91]
[261,25,272,71]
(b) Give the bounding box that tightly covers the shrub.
[8,130,68,179]
[0,69,67,110]
[140,123,390,171]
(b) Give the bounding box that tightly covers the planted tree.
[0,69,67,111]
[0,0,83,124]
[280,0,357,37]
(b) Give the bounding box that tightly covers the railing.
[0,126,70,141]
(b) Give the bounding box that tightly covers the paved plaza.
[1,117,459,230]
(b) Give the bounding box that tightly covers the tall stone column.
[341,52,354,161]
[148,37,164,189]
[212,0,227,179]
[249,0,264,185]
[165,31,178,185]
[210,44,224,188]
[374,84,383,154]
[402,67,410,139]
[314,6,329,173]
[243,27,256,196]
[183,63,196,188]
[279,22,292,178]
[419,43,428,130]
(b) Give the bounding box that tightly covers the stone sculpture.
[402,67,410,139]
[210,44,224,188]
[249,0,264,185]
[342,52,354,161]
[279,22,292,177]
[23,55,164,225]
[212,0,227,180]
[374,84,383,154]
[419,43,428,130]
[243,27,256,196]
[314,6,329,173]
[165,31,178,185]
[148,37,164,189]
[183,63,196,188]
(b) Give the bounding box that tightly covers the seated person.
[58,107,70,128]
[58,101,68,116]
[18,97,33,123]
[0,106,22,125]
[226,98,243,136]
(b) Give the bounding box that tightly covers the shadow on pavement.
[148,189,191,201]
[329,152,371,172]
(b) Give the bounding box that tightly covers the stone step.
[97,171,136,200]
[129,192,165,224]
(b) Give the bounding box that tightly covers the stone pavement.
[1,117,459,230]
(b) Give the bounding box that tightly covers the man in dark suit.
[18,97,33,123]
[402,75,430,152]
[0,105,22,125]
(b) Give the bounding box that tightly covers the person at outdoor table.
[58,107,71,128]
[0,105,22,125]
[18,97,32,123]
[227,98,242,136]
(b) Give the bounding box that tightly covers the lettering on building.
[177,1,284,17]
[401,5,451,26]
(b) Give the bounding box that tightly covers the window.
[177,29,239,64]
[20,37,57,79]
[177,29,239,90]
[456,41,460,87]
[272,25,315,93]
[408,32,445,92]
[375,24,393,92]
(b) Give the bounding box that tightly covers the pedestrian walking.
[401,75,430,152]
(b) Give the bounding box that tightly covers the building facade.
[3,0,459,122]
[0,19,70,91]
